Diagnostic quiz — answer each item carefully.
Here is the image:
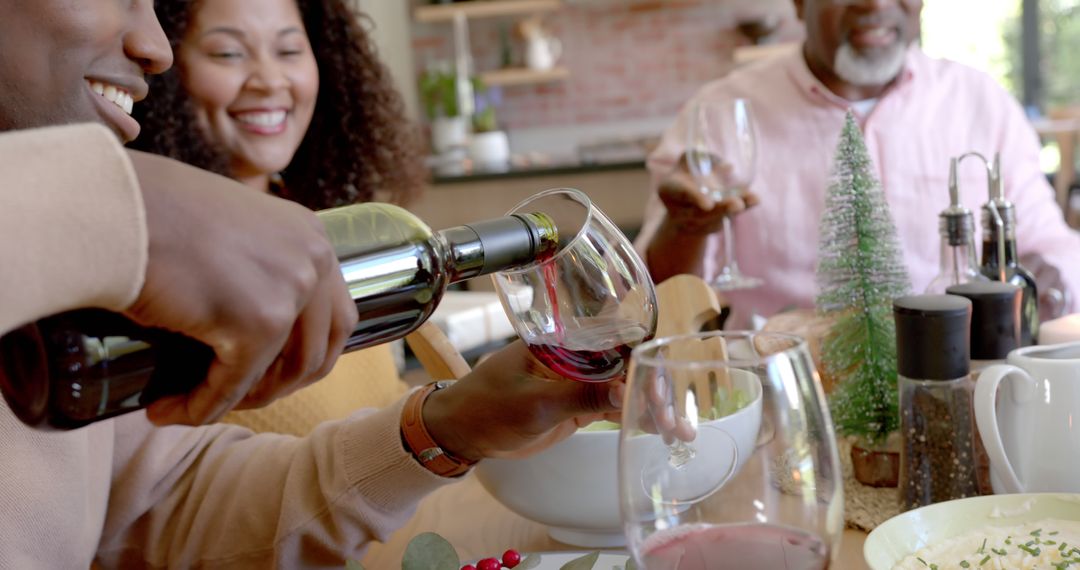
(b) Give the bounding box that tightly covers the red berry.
[477,558,501,570]
[460,566,477,570]
[502,549,522,568]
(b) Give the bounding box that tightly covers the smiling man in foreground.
[0,1,620,568]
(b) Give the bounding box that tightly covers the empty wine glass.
[493,188,658,382]
[620,332,843,570]
[686,98,762,291]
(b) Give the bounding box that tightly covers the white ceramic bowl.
[474,370,763,548]
[864,493,1080,569]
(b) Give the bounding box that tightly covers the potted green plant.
[467,81,510,171]
[419,67,468,155]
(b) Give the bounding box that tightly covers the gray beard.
[833,41,907,87]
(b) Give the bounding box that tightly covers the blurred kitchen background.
[351,0,1080,368]
[355,0,1080,232]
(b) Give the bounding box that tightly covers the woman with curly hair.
[131,0,431,437]
[131,0,424,208]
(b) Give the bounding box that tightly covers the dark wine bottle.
[978,155,1038,346]
[979,235,1037,346]
[0,203,558,430]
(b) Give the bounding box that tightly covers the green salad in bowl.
[579,387,753,432]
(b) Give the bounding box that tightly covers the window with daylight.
[923,0,1080,189]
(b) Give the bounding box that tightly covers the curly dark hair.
[130,0,425,209]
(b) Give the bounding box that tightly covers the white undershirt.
[849,98,879,117]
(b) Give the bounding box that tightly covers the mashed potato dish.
[894,519,1080,569]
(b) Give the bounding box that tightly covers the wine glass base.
[710,273,763,292]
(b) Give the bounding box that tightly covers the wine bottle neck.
[439,212,559,282]
[438,226,487,282]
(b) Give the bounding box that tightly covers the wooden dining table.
[359,472,870,569]
[372,277,872,568]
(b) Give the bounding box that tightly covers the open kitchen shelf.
[414,0,561,24]
[480,66,569,87]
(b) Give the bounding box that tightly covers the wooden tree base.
[850,444,900,488]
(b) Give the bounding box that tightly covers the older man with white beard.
[637,0,1080,329]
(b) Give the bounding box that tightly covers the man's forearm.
[0,124,146,334]
[645,217,713,283]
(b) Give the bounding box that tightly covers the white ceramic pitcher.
[974,341,1080,493]
[525,34,562,71]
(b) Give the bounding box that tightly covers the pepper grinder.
[948,280,1022,496]
[946,281,1022,372]
[895,294,979,510]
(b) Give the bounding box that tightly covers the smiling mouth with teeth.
[88,80,134,115]
[234,110,288,128]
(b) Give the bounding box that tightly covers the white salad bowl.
[474,369,763,549]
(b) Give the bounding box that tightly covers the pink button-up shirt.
[639,46,1080,326]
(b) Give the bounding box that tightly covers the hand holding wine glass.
[684,98,763,291]
[656,154,761,235]
[493,188,658,383]
[421,340,623,462]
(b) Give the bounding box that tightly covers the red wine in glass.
[640,523,830,570]
[528,320,650,382]
[541,253,565,339]
[527,218,655,382]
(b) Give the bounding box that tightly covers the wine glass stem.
[668,439,697,469]
[721,215,739,275]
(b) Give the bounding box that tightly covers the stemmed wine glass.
[620,332,843,570]
[686,98,762,291]
[492,188,658,382]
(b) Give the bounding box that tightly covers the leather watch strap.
[401,380,475,478]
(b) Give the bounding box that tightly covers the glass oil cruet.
[978,153,1039,346]
[925,155,986,294]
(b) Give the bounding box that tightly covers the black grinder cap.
[946,281,1021,360]
[893,294,972,380]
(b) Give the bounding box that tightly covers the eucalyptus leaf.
[401,532,459,570]
[345,561,365,570]
[560,551,600,570]
[517,553,542,570]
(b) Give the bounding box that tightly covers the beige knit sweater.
[0,124,448,569]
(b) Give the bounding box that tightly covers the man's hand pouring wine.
[123,151,358,427]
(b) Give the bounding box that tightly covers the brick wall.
[410,0,801,131]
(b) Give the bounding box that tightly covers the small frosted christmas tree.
[816,112,911,446]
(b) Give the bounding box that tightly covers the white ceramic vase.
[431,116,468,154]
[468,130,510,171]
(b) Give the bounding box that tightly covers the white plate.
[473,551,631,569]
